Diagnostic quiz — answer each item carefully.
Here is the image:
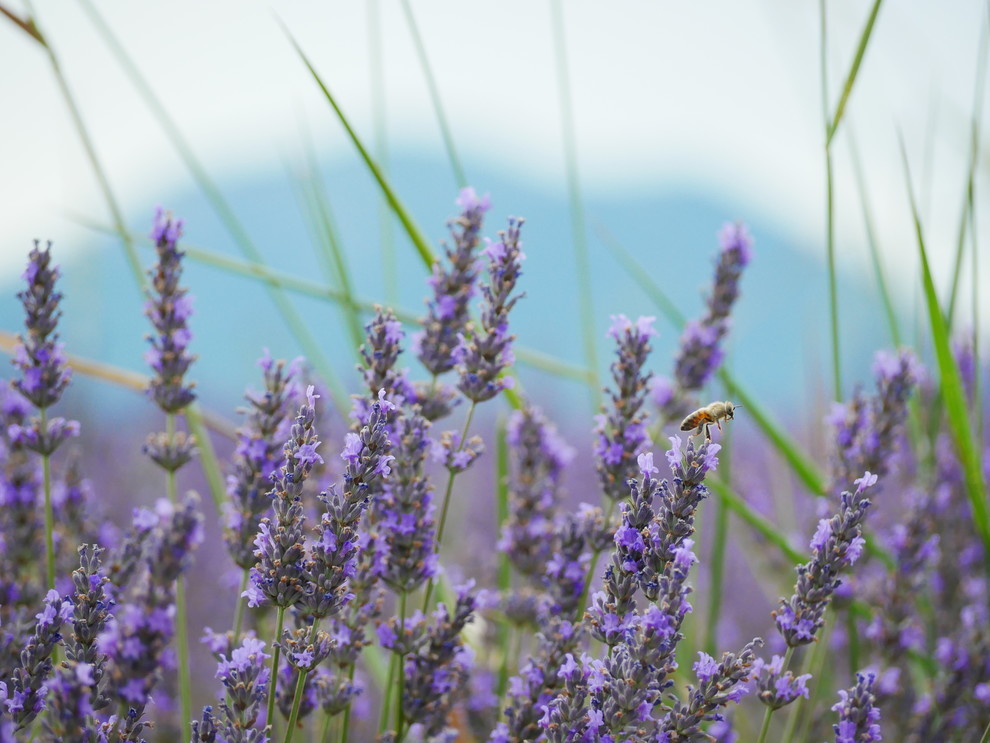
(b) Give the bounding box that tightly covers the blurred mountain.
[0,152,898,428]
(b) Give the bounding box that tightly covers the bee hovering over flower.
[680,401,740,441]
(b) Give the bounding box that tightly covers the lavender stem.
[422,400,477,611]
[232,567,250,642]
[166,411,194,733]
[283,621,321,743]
[40,406,54,592]
[267,605,286,733]
[395,590,407,739]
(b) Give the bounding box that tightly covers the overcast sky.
[1,1,987,326]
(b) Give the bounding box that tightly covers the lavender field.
[1,3,988,743]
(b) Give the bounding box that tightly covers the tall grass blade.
[947,18,989,328]
[399,0,468,190]
[79,0,350,415]
[706,478,803,564]
[282,25,437,269]
[847,133,901,347]
[825,0,884,147]
[23,1,143,286]
[184,406,227,514]
[367,0,398,304]
[899,139,990,572]
[820,0,842,402]
[550,0,600,410]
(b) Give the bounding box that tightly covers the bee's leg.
[717,419,723,432]
[704,423,712,441]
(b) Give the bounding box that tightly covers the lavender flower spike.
[246,386,324,610]
[658,222,752,422]
[832,672,882,743]
[416,187,491,378]
[202,636,272,741]
[10,242,78,456]
[594,314,656,502]
[456,218,526,403]
[4,588,73,731]
[145,207,196,414]
[224,352,300,570]
[774,473,876,647]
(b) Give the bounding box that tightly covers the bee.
[680,401,740,441]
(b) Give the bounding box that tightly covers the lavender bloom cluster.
[654,223,752,423]
[13,193,990,743]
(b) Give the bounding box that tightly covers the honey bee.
[680,401,740,441]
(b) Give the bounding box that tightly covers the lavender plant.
[7,191,988,743]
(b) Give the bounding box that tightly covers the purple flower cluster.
[594,314,656,501]
[416,187,490,381]
[827,349,919,494]
[655,223,752,422]
[749,653,811,710]
[10,242,78,456]
[225,352,300,569]
[455,218,526,404]
[774,473,876,647]
[193,636,271,742]
[832,672,882,743]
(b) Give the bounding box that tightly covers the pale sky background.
[0,1,987,326]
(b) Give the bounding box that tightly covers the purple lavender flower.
[224,352,300,570]
[2,588,72,730]
[658,222,753,423]
[247,387,323,610]
[497,617,582,743]
[456,219,526,403]
[750,653,812,710]
[144,207,196,414]
[431,429,484,474]
[358,307,416,416]
[100,496,203,717]
[299,395,392,618]
[594,314,656,502]
[832,672,882,743]
[657,640,762,741]
[12,242,72,416]
[499,405,574,580]
[828,349,919,495]
[401,582,477,738]
[416,188,490,379]
[377,410,438,594]
[774,473,876,647]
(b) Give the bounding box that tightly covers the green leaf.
[283,24,437,270]
[900,138,990,571]
[184,406,227,515]
[825,0,885,147]
[706,478,804,564]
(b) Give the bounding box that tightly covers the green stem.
[705,476,729,656]
[423,402,476,611]
[379,651,398,734]
[338,663,357,743]
[40,408,55,593]
[756,645,795,743]
[283,621,321,743]
[232,567,250,642]
[320,709,334,743]
[820,0,842,402]
[167,414,193,733]
[785,617,835,743]
[395,591,408,739]
[267,606,287,731]
[549,0,600,411]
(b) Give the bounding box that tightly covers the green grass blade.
[296,135,366,352]
[184,406,227,515]
[899,138,990,571]
[848,132,902,347]
[495,416,511,595]
[366,0,399,304]
[706,478,804,564]
[399,0,468,190]
[79,0,350,415]
[947,18,989,328]
[820,0,843,403]
[825,0,884,147]
[597,227,829,496]
[550,0,600,411]
[282,24,437,270]
[513,348,594,384]
[23,1,142,286]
